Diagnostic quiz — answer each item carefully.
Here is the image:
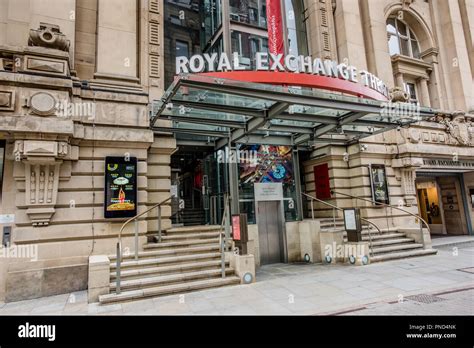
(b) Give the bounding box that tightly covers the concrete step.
[99,276,241,304]
[110,267,235,292]
[144,238,219,249]
[370,248,438,263]
[109,245,220,261]
[110,260,230,281]
[166,225,221,233]
[363,232,407,240]
[160,231,221,241]
[110,252,221,270]
[370,238,415,247]
[371,243,424,255]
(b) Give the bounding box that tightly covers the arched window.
[387,17,420,59]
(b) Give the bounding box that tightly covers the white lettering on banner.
[176,52,390,98]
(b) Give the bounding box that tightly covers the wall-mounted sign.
[254,182,283,201]
[176,53,389,100]
[369,164,390,205]
[104,156,137,219]
[423,159,474,169]
[314,163,331,200]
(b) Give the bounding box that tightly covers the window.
[404,82,418,103]
[176,40,189,58]
[386,18,421,59]
[231,31,268,69]
[229,0,267,28]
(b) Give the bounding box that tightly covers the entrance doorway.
[257,201,286,265]
[171,145,227,226]
[416,175,469,236]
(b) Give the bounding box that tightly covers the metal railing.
[115,195,173,294]
[218,193,231,278]
[302,192,381,256]
[330,190,430,236]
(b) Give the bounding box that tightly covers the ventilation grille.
[149,21,160,45]
[149,55,160,77]
[149,0,159,13]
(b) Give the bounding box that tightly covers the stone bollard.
[88,255,110,303]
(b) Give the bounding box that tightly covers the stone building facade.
[0,0,472,302]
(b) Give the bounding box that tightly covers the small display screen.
[104,156,137,218]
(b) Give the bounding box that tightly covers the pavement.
[0,242,473,316]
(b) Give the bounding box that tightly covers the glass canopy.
[151,74,437,148]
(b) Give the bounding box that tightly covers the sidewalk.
[0,244,472,315]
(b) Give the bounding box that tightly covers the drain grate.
[457,267,474,274]
[406,294,447,304]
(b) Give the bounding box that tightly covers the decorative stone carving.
[28,23,70,52]
[29,92,57,116]
[401,168,416,206]
[0,90,15,111]
[13,140,74,226]
[389,86,409,103]
[435,111,473,146]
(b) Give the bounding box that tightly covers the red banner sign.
[314,163,331,200]
[232,215,241,241]
[266,0,284,55]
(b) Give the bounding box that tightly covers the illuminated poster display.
[369,164,389,204]
[238,145,293,184]
[104,156,137,218]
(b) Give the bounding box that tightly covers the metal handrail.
[330,190,431,234]
[218,193,231,278]
[302,192,379,256]
[115,195,173,294]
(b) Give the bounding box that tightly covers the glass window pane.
[400,37,410,56]
[175,40,189,58]
[388,34,400,55]
[229,0,267,28]
[397,19,407,37]
[387,18,397,34]
[411,39,420,58]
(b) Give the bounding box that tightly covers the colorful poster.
[238,145,293,184]
[266,0,284,55]
[104,156,137,218]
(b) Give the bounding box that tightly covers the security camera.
[360,144,368,152]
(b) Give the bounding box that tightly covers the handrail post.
[220,233,225,278]
[224,197,231,249]
[134,220,139,261]
[332,207,336,229]
[311,199,314,220]
[158,206,162,243]
[116,241,121,294]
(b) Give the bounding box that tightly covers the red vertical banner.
[266,0,285,55]
[314,163,331,200]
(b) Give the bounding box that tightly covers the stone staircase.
[319,218,437,263]
[99,225,240,304]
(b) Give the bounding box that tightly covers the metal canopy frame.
[151,74,437,149]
